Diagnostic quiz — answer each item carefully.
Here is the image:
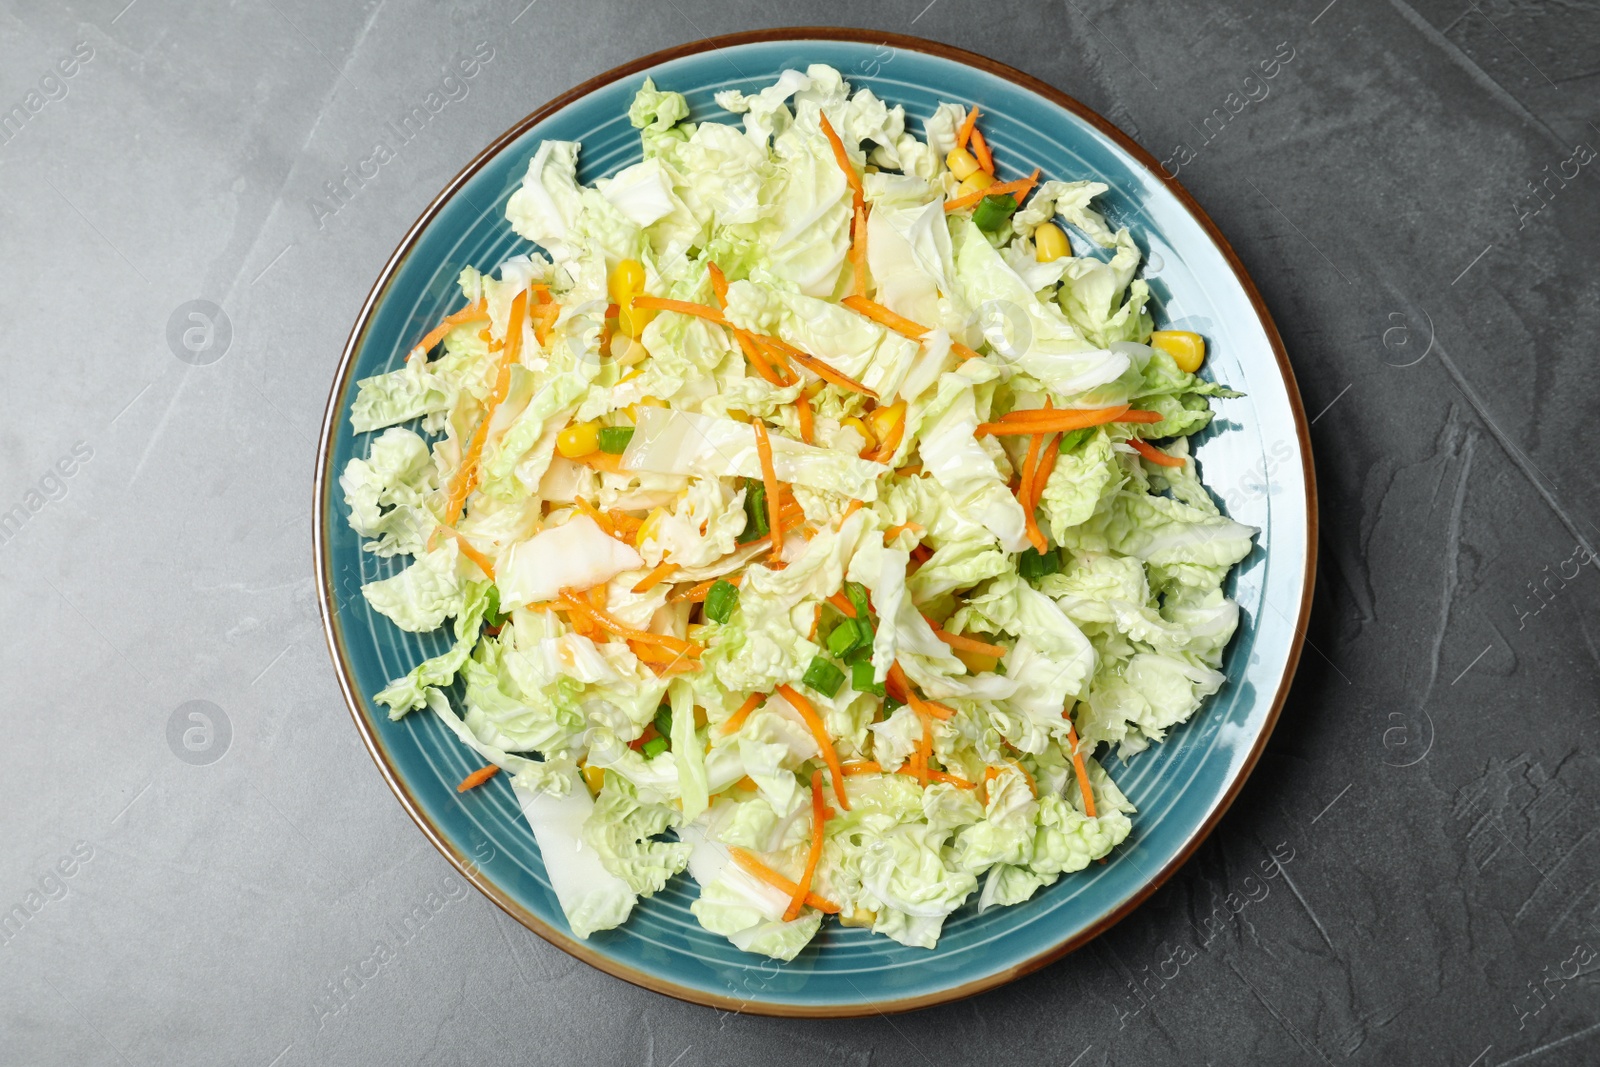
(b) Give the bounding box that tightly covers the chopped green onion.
[1018,546,1061,583]
[884,693,905,715]
[652,704,673,739]
[598,426,635,454]
[844,580,872,622]
[641,736,669,759]
[1058,426,1096,453]
[972,193,1018,235]
[738,481,769,542]
[703,579,740,623]
[850,659,884,696]
[845,643,874,665]
[801,656,846,698]
[483,586,508,628]
[827,616,868,658]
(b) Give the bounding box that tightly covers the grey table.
[4,1,1598,1064]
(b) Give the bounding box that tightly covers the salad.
[340,65,1256,959]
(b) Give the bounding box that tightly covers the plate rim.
[312,26,1319,1019]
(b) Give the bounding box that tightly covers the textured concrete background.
[3,0,1599,1064]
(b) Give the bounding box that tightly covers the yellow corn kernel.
[608,258,646,307]
[617,301,657,338]
[802,379,826,400]
[724,408,753,423]
[841,415,875,452]
[626,395,668,423]
[954,647,999,675]
[867,400,907,449]
[618,365,647,384]
[580,762,606,795]
[946,147,980,181]
[1150,330,1206,374]
[635,506,667,546]
[838,907,877,928]
[956,171,996,198]
[1034,222,1070,263]
[693,706,709,729]
[556,421,600,458]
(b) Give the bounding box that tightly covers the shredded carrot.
[1130,438,1186,468]
[883,521,923,543]
[448,529,497,581]
[575,451,626,474]
[796,392,814,444]
[410,299,488,361]
[586,582,608,613]
[850,200,869,298]
[839,295,982,361]
[897,463,923,476]
[573,497,616,536]
[838,499,866,528]
[1065,716,1098,819]
[559,591,701,656]
[628,639,690,665]
[1017,416,1048,553]
[889,661,955,721]
[609,509,644,539]
[808,603,823,641]
[757,335,877,398]
[751,420,785,565]
[826,591,858,618]
[928,770,977,789]
[647,659,703,676]
[775,684,849,810]
[976,405,1161,436]
[531,302,561,347]
[721,692,766,735]
[630,295,730,326]
[707,262,731,306]
[736,330,788,386]
[632,561,678,593]
[456,764,500,793]
[955,106,980,150]
[670,573,741,604]
[843,760,883,775]
[1030,433,1062,514]
[911,707,934,785]
[818,112,865,210]
[929,627,1007,659]
[785,770,830,921]
[944,167,1041,213]
[728,847,841,913]
[436,290,528,538]
[969,127,994,174]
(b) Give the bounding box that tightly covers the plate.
[313,28,1316,1017]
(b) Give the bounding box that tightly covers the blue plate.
[314,29,1316,1016]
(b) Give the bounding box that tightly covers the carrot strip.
[448,530,497,581]
[531,302,561,348]
[1130,438,1186,468]
[785,770,830,921]
[573,497,616,536]
[456,764,500,793]
[1030,433,1062,514]
[944,168,1041,213]
[826,592,858,619]
[976,406,1162,436]
[969,127,994,174]
[775,684,849,810]
[897,464,923,476]
[728,847,841,913]
[670,573,741,604]
[630,295,730,326]
[955,106,980,150]
[928,770,977,789]
[1065,716,1099,819]
[721,692,766,735]
[628,640,689,665]
[575,451,626,474]
[559,591,701,656]
[736,330,787,386]
[631,561,678,593]
[850,200,869,298]
[758,336,877,398]
[707,262,731,306]
[883,522,923,543]
[808,603,823,640]
[410,299,488,360]
[648,659,703,676]
[1017,414,1048,553]
[586,582,608,612]
[817,112,865,210]
[437,291,528,536]
[796,392,814,444]
[842,760,882,775]
[930,627,1007,659]
[838,499,865,528]
[839,295,981,361]
[911,707,933,785]
[752,420,785,564]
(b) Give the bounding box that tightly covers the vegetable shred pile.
[341,65,1256,957]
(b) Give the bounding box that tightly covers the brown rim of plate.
[313,26,1319,1019]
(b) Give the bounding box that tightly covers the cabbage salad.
[340,65,1256,958]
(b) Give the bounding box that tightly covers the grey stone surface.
[2,0,1598,1063]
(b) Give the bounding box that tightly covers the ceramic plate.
[314,28,1316,1016]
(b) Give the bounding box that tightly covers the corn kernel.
[627,395,668,423]
[617,301,656,338]
[946,147,981,180]
[556,421,600,458]
[1034,222,1070,263]
[724,408,753,423]
[838,907,877,928]
[636,507,667,546]
[580,763,606,795]
[956,171,996,198]
[608,258,646,307]
[954,647,999,675]
[841,415,875,452]
[1150,330,1206,374]
[867,400,907,449]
